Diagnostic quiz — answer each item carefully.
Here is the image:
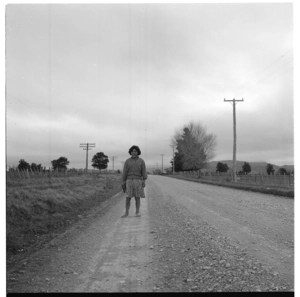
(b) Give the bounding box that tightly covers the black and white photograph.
[4,1,296,294]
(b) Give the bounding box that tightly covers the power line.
[250,58,293,87]
[263,66,293,85]
[242,63,293,97]
[253,48,292,78]
[234,49,293,94]
[238,63,293,98]
[7,93,43,119]
[247,66,293,96]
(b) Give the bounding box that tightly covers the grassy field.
[6,173,123,257]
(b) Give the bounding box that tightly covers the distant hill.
[205,160,294,174]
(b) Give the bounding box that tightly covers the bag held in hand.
[122,183,126,193]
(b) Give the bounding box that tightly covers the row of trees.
[170,121,217,172]
[13,152,110,172]
[15,159,45,172]
[266,163,293,175]
[216,161,292,175]
[216,162,251,175]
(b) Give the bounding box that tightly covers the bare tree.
[170,121,217,171]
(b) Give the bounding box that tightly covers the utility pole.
[160,154,164,173]
[224,98,244,182]
[80,143,95,173]
[170,145,175,174]
[110,156,118,172]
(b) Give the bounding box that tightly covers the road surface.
[7,175,294,292]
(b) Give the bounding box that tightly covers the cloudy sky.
[5,2,295,171]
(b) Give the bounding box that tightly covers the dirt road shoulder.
[7,191,157,293]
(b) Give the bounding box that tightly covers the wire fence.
[173,170,294,189]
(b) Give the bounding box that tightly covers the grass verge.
[166,174,294,198]
[6,173,123,259]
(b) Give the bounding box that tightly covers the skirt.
[126,179,145,198]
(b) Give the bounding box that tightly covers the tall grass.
[6,173,122,254]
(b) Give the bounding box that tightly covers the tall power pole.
[170,145,175,174]
[160,154,164,173]
[110,156,118,172]
[80,143,95,173]
[224,98,244,182]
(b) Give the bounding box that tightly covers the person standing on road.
[121,145,147,218]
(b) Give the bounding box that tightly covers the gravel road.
[7,175,294,292]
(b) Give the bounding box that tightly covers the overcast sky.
[5,2,295,170]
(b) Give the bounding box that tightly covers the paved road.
[7,175,294,292]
